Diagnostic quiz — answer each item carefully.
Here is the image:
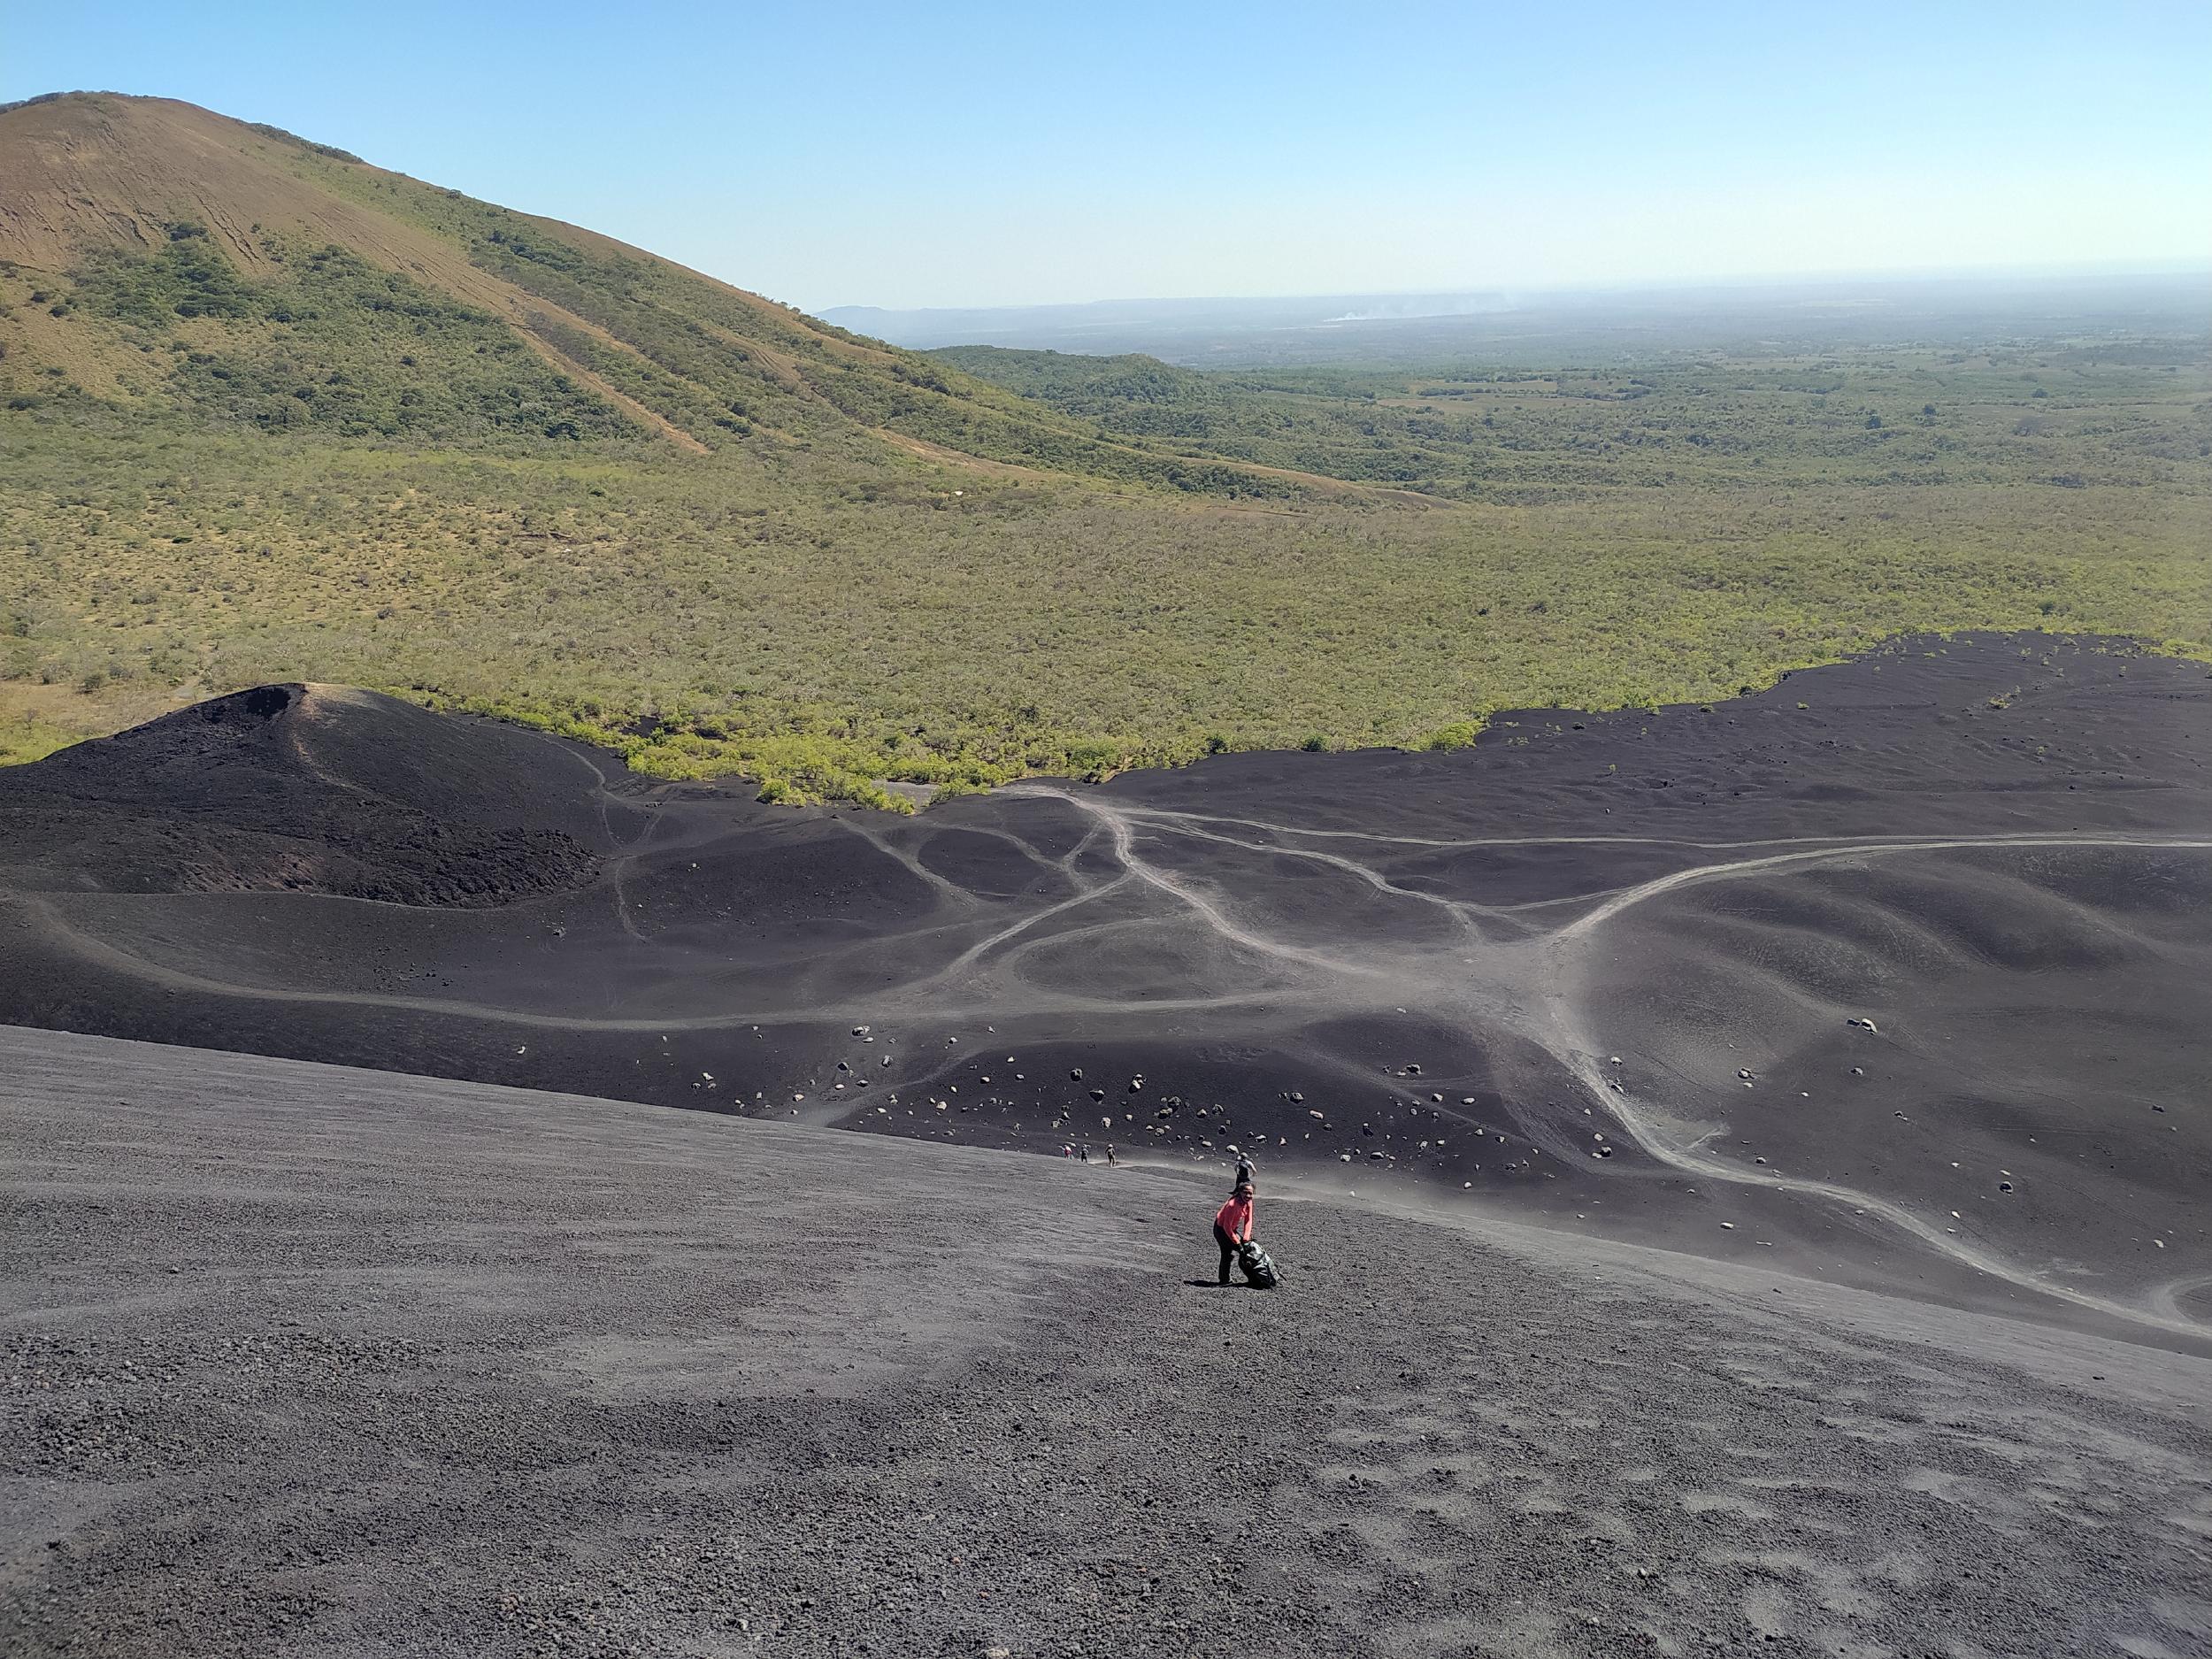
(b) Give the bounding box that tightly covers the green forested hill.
[3,94,2207,803]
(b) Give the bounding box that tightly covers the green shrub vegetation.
[70,234,639,442]
[4,317,2205,805]
[0,710,78,766]
[936,342,2212,504]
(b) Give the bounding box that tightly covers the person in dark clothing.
[1232,1153,1256,1191]
[1212,1181,1256,1286]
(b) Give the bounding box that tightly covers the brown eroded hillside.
[0,91,1349,491]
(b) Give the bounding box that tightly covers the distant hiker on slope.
[1212,1181,1256,1286]
[1232,1151,1255,1190]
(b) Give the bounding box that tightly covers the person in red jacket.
[1213,1181,1256,1286]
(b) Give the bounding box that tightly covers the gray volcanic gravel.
[6,1028,2209,1658]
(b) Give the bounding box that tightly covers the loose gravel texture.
[4,1027,2209,1658]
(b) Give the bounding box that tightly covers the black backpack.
[1237,1239,1279,1289]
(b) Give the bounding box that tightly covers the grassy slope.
[10,382,2204,803]
[2,96,2208,805]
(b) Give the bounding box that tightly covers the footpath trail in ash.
[5,1027,2210,1659]
[0,634,2207,1336]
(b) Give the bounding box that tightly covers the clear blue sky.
[10,1,2208,310]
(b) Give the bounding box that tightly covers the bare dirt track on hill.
[0,634,2207,1342]
[5,1028,2210,1659]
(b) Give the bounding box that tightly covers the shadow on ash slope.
[1,635,2206,1339]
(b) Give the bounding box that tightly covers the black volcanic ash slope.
[0,635,2206,1333]
[0,684,604,905]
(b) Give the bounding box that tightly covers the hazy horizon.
[9,1,2208,313]
[821,267,2212,361]
[818,262,2211,320]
